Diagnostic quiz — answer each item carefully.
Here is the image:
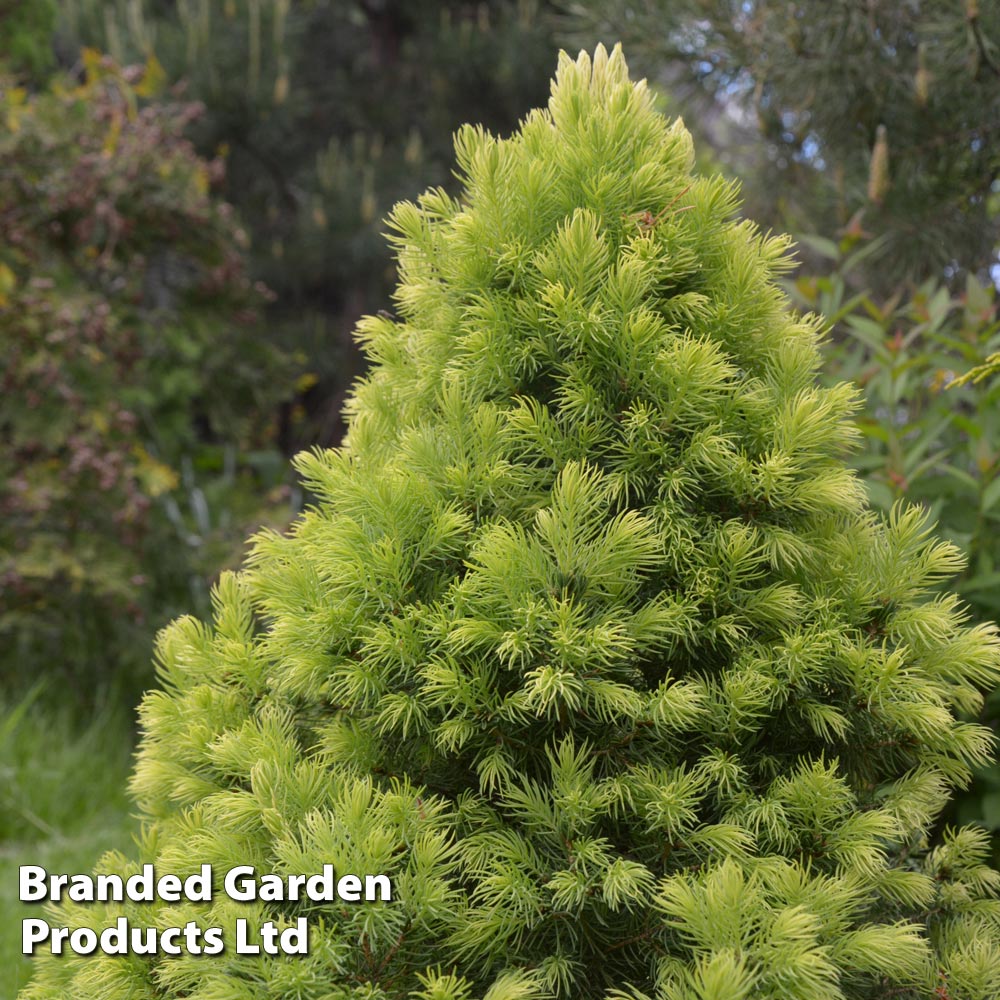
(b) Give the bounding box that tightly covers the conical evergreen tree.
[22,46,1000,1000]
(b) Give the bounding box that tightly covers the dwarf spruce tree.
[23,46,1000,1000]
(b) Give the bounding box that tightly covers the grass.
[0,687,138,1000]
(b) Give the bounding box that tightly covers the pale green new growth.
[23,45,1000,1000]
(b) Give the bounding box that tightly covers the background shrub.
[0,55,295,704]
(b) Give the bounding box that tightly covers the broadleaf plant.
[22,46,1000,1000]
[0,55,295,703]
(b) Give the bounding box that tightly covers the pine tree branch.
[968,12,1000,79]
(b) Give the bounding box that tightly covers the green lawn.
[1,691,137,1000]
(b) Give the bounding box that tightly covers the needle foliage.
[22,46,1000,1000]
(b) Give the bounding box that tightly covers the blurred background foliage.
[1,6,999,973]
[560,0,1000,290]
[0,50,301,706]
[58,0,561,450]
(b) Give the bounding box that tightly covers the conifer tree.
[22,46,1000,1000]
[558,2,1000,291]
[56,0,558,449]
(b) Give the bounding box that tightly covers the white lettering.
[280,918,309,954]
[19,866,47,902]
[235,918,259,954]
[157,874,182,902]
[160,927,182,955]
[184,866,212,901]
[126,866,153,901]
[366,874,392,901]
[338,874,362,901]
[22,918,50,954]
[225,866,257,902]
[305,865,335,901]
[70,927,98,954]
[202,926,225,955]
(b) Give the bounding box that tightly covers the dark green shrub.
[0,55,294,703]
[22,47,1000,1000]
[0,0,57,77]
